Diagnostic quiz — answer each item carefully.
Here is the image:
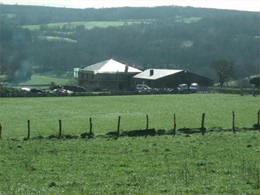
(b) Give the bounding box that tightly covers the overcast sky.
[0,0,259,12]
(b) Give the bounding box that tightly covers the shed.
[133,69,214,89]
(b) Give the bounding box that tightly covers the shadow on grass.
[16,124,260,141]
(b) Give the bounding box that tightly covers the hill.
[0,4,259,84]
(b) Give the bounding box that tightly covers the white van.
[136,84,151,91]
[178,84,188,91]
[190,83,198,91]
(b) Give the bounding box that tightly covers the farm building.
[133,69,214,89]
[78,59,141,90]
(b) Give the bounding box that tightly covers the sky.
[0,0,259,12]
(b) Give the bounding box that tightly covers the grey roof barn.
[78,59,141,91]
[133,69,214,89]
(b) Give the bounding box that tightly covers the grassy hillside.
[22,20,146,43]
[1,4,259,87]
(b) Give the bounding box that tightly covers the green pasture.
[175,16,202,23]
[19,74,70,86]
[0,132,259,194]
[0,94,259,138]
[0,94,259,194]
[23,20,141,31]
[38,36,77,43]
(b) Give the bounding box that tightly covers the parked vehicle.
[190,83,199,91]
[178,83,199,92]
[136,84,151,91]
[178,84,188,91]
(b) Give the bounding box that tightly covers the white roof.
[133,69,184,80]
[82,59,141,74]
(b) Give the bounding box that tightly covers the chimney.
[124,65,129,73]
[150,69,154,76]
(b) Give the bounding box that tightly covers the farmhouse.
[78,59,141,90]
[133,69,214,89]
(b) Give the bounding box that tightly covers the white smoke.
[14,60,32,82]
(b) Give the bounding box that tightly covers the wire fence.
[0,111,259,140]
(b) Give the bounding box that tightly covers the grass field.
[23,21,143,31]
[0,131,259,194]
[0,94,259,194]
[38,35,77,43]
[19,74,71,86]
[175,16,202,23]
[0,94,259,138]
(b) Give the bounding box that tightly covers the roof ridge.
[82,59,141,73]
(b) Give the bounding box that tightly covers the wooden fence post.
[201,113,206,135]
[27,119,31,140]
[0,123,2,139]
[58,119,62,139]
[117,116,121,137]
[146,114,149,130]
[232,111,236,133]
[257,110,260,130]
[89,117,93,135]
[173,114,176,136]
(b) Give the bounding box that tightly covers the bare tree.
[250,76,260,88]
[211,59,235,87]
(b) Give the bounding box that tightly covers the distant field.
[23,20,143,31]
[175,16,202,23]
[19,74,70,86]
[22,20,146,43]
[0,94,259,138]
[37,36,77,43]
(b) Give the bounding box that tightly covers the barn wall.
[78,71,136,91]
[133,71,214,89]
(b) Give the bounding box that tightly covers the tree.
[211,60,236,87]
[250,76,260,88]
